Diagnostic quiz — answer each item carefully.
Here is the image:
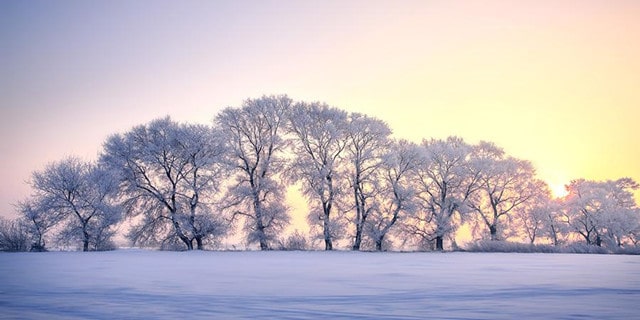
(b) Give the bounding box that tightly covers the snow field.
[0,251,638,319]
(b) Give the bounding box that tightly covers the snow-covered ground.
[1,250,638,319]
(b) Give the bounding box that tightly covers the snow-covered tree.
[286,102,348,250]
[510,184,556,244]
[216,95,292,250]
[25,157,122,251]
[365,139,420,251]
[17,197,65,251]
[344,113,392,250]
[467,142,545,241]
[563,178,640,247]
[408,137,479,250]
[101,118,228,250]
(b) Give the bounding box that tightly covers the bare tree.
[467,142,544,241]
[216,95,292,250]
[286,102,348,250]
[25,157,121,251]
[345,113,391,250]
[101,118,228,250]
[365,139,420,251]
[409,137,479,250]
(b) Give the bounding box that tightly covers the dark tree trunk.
[83,229,90,252]
[323,216,333,250]
[435,236,444,251]
[375,236,383,251]
[353,226,363,251]
[196,236,204,250]
[489,225,498,241]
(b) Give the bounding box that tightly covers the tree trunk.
[353,225,363,251]
[82,228,90,251]
[435,236,444,251]
[196,236,204,250]
[375,236,383,251]
[323,212,333,250]
[489,225,498,241]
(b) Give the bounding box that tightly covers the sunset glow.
[1,0,639,219]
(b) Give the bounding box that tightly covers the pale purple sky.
[1,0,639,218]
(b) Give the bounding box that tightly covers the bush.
[278,230,309,251]
[464,240,558,253]
[0,218,30,252]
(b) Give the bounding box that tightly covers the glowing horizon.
[1,0,639,219]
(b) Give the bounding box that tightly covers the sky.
[1,0,639,220]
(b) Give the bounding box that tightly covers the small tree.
[22,157,121,251]
[0,218,30,252]
[17,198,64,251]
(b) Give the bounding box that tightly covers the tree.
[286,102,348,250]
[409,137,479,251]
[17,198,64,251]
[563,178,640,247]
[101,118,228,250]
[511,184,555,244]
[365,139,420,251]
[467,142,544,241]
[0,218,30,252]
[26,157,121,251]
[216,95,292,250]
[345,113,392,250]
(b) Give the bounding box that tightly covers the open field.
[1,250,638,319]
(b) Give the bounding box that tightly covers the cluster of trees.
[3,95,639,252]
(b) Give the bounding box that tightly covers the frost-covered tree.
[101,118,228,250]
[563,178,640,247]
[408,137,479,250]
[17,198,65,251]
[25,157,122,251]
[365,139,420,251]
[467,142,544,241]
[286,102,348,250]
[216,95,291,250]
[510,184,556,244]
[345,113,391,250]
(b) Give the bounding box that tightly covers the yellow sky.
[1,0,639,219]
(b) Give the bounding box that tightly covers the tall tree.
[25,157,121,251]
[467,142,544,241]
[409,137,479,250]
[345,113,391,250]
[216,95,291,250]
[365,139,419,251]
[101,118,228,250]
[286,102,348,250]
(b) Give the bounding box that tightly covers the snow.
[1,251,638,319]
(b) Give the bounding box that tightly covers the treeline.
[2,95,639,252]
